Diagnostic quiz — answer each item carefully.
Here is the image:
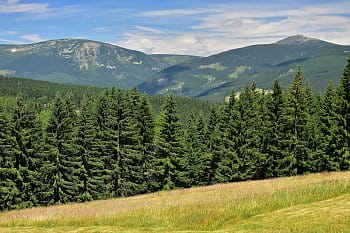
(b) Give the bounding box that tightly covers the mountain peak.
[275,35,332,46]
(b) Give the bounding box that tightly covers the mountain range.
[1,35,349,101]
[0,39,197,89]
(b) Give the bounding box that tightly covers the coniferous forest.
[0,58,349,212]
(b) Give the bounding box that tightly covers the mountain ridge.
[138,35,350,101]
[1,35,349,101]
[0,38,198,89]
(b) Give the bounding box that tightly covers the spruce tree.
[282,68,309,175]
[267,80,287,176]
[76,95,104,201]
[255,91,273,178]
[319,82,341,171]
[214,92,240,183]
[12,96,43,207]
[155,95,189,190]
[185,113,210,186]
[336,57,350,170]
[230,85,260,180]
[43,94,81,204]
[138,95,156,192]
[0,105,19,211]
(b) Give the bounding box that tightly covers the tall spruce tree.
[282,68,309,175]
[255,91,273,179]
[231,85,260,180]
[155,95,189,190]
[138,95,157,192]
[319,83,341,171]
[12,96,43,207]
[267,80,287,176]
[43,94,81,204]
[76,95,104,201]
[0,105,19,211]
[185,113,210,185]
[336,57,350,170]
[214,92,240,183]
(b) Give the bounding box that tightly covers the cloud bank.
[118,1,350,55]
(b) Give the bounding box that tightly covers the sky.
[1,0,350,56]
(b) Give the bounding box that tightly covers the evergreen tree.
[155,95,189,190]
[282,68,309,175]
[336,57,350,170]
[95,89,114,198]
[138,95,157,192]
[267,80,287,176]
[214,92,240,183]
[76,95,104,201]
[185,113,210,185]
[231,85,260,180]
[43,94,81,204]
[0,105,19,211]
[319,83,341,171]
[255,91,273,178]
[12,96,43,207]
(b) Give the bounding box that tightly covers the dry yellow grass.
[1,172,350,233]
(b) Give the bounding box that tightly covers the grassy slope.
[0,172,350,233]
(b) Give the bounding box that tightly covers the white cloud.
[0,0,48,13]
[118,1,350,55]
[20,34,45,42]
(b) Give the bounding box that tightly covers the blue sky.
[1,0,350,55]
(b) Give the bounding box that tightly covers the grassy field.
[1,172,350,233]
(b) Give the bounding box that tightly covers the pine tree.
[214,92,240,183]
[335,57,350,170]
[231,85,260,180]
[267,80,287,176]
[138,95,156,192]
[12,96,43,207]
[185,113,210,186]
[303,84,323,173]
[76,95,104,201]
[0,105,19,211]
[155,95,189,190]
[282,68,309,175]
[43,94,81,204]
[95,89,114,198]
[319,82,341,171]
[255,91,273,179]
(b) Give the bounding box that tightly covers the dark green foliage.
[76,96,104,201]
[12,96,44,208]
[282,69,310,175]
[267,80,289,176]
[43,95,81,204]
[0,105,19,211]
[155,96,189,190]
[335,57,350,170]
[0,59,350,212]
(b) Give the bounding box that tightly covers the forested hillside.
[0,58,349,212]
[139,35,350,101]
[0,75,215,122]
[0,39,197,89]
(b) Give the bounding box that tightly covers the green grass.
[1,172,350,232]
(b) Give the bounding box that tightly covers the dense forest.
[0,58,349,211]
[0,75,215,123]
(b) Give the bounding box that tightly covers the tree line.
[0,58,349,211]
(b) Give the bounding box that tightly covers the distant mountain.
[0,39,198,89]
[275,34,332,46]
[138,35,350,101]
